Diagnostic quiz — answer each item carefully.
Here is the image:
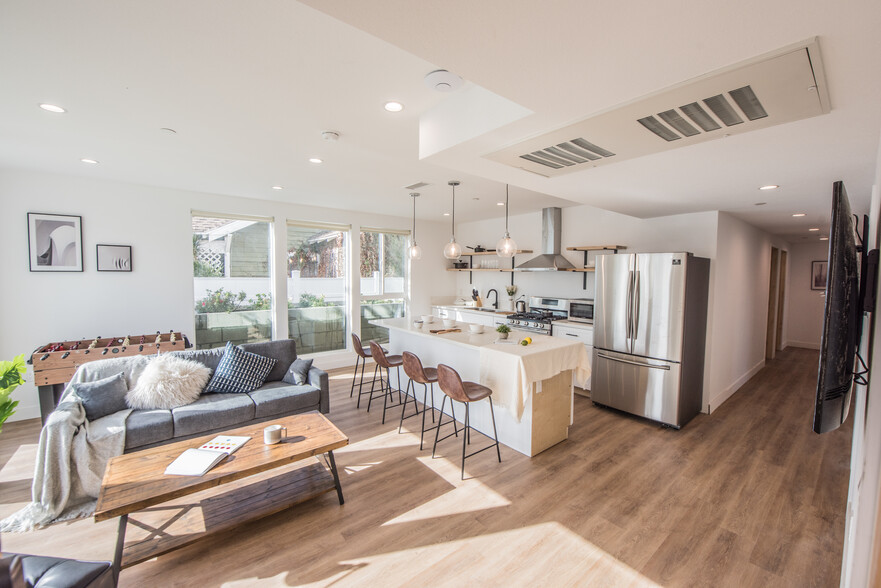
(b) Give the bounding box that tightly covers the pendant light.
[443,180,462,259]
[408,192,422,260]
[496,184,518,258]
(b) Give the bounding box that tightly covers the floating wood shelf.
[567,245,627,289]
[457,250,532,256]
[447,268,514,272]
[566,245,627,251]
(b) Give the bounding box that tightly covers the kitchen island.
[372,317,590,456]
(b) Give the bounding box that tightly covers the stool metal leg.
[461,404,469,479]
[432,395,447,458]
[489,397,502,463]
[399,378,414,433]
[381,367,391,424]
[349,355,362,398]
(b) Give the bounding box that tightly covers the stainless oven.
[568,299,594,324]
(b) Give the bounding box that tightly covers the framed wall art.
[811,260,828,291]
[27,212,83,272]
[96,244,132,272]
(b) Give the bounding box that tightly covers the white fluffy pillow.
[126,354,211,410]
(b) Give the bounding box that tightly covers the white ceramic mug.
[264,424,287,445]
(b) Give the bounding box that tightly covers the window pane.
[287,225,347,353]
[193,216,273,349]
[360,299,405,344]
[359,231,380,296]
[382,233,406,294]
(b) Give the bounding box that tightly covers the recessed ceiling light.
[497,202,505,206]
[384,102,404,112]
[308,158,323,164]
[792,213,806,217]
[754,202,766,206]
[271,186,283,190]
[820,237,829,241]
[160,127,177,134]
[443,213,450,216]
[809,228,819,231]
[39,103,66,113]
[80,158,99,164]
[759,184,779,191]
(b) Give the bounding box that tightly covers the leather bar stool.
[368,341,407,425]
[350,333,385,409]
[401,351,459,449]
[433,364,502,480]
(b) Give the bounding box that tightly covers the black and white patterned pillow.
[205,342,277,393]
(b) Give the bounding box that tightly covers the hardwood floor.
[0,347,852,586]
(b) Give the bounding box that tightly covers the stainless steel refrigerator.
[592,252,710,428]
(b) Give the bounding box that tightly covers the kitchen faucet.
[486,288,499,309]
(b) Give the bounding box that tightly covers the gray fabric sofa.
[71,339,329,453]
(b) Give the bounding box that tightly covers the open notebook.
[164,435,250,476]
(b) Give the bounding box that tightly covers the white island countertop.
[373,317,591,421]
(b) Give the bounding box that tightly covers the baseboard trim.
[708,358,766,414]
[787,341,821,350]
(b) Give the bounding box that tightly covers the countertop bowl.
[421,314,435,324]
[443,318,456,328]
[468,324,483,333]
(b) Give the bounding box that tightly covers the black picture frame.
[96,244,133,272]
[27,212,83,272]
[811,260,828,291]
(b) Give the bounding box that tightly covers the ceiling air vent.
[519,138,615,170]
[483,38,830,177]
[639,85,770,142]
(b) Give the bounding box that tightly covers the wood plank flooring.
[0,347,852,586]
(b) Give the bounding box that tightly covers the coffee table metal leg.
[112,514,128,582]
[327,451,344,505]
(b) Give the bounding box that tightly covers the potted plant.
[496,324,511,340]
[0,354,26,433]
[505,285,517,310]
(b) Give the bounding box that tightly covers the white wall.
[0,167,454,422]
[786,241,828,349]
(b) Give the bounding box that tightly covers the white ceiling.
[2,0,880,241]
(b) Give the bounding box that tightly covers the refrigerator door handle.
[632,270,641,342]
[596,352,671,370]
[625,270,633,342]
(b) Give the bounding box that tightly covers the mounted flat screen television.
[814,181,863,434]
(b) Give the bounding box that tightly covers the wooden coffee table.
[95,411,348,577]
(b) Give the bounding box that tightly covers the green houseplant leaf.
[0,353,26,433]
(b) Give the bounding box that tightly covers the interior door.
[593,254,634,354]
[630,253,687,362]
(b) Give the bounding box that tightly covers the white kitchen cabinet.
[552,322,593,393]
[456,309,496,327]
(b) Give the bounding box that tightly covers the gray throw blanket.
[0,355,152,532]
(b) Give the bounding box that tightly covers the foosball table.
[29,331,191,424]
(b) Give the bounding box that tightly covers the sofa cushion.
[125,409,174,450]
[205,342,276,394]
[241,339,297,382]
[171,393,256,437]
[167,347,226,374]
[248,381,321,419]
[127,355,210,410]
[13,554,113,588]
[70,372,129,421]
[282,358,313,385]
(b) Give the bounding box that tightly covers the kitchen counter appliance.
[506,296,569,334]
[568,299,594,324]
[592,252,710,428]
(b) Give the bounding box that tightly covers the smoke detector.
[424,70,463,92]
[321,130,340,142]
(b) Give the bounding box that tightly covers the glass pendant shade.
[443,238,462,259]
[496,233,518,258]
[409,243,423,260]
[496,184,517,258]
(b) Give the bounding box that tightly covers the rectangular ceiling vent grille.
[404,181,429,190]
[639,85,768,142]
[519,138,615,170]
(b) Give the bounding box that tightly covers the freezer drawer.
[591,348,685,427]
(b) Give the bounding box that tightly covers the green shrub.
[0,354,25,433]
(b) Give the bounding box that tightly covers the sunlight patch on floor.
[0,444,38,480]
[331,522,661,587]
[381,455,510,526]
[336,428,421,453]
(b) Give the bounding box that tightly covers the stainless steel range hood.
[516,207,575,271]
